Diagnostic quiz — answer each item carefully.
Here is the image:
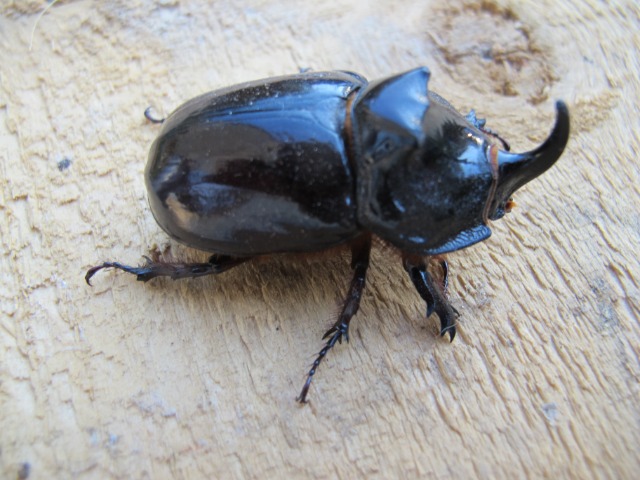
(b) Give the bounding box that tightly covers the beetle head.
[352,68,569,255]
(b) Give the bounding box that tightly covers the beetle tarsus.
[297,234,372,403]
[85,260,157,284]
[297,330,344,404]
[403,255,458,342]
[85,254,249,285]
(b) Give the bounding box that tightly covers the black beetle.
[86,67,570,402]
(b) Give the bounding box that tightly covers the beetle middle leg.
[402,254,458,342]
[297,233,372,403]
[85,254,250,285]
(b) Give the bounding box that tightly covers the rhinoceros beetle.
[86,67,570,403]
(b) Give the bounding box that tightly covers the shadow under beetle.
[86,67,570,403]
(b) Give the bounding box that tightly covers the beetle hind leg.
[402,255,458,342]
[85,254,250,285]
[297,234,372,403]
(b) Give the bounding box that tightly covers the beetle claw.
[426,303,435,318]
[438,307,458,342]
[144,106,165,124]
[85,265,105,285]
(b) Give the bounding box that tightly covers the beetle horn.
[490,101,570,219]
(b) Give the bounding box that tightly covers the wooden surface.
[1,0,638,478]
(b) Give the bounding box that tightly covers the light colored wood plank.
[1,0,638,478]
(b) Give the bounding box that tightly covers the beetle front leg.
[402,254,458,342]
[85,254,250,285]
[297,233,372,403]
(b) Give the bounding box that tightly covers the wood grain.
[1,0,638,478]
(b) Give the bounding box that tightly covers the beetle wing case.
[145,72,367,255]
[351,67,494,255]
